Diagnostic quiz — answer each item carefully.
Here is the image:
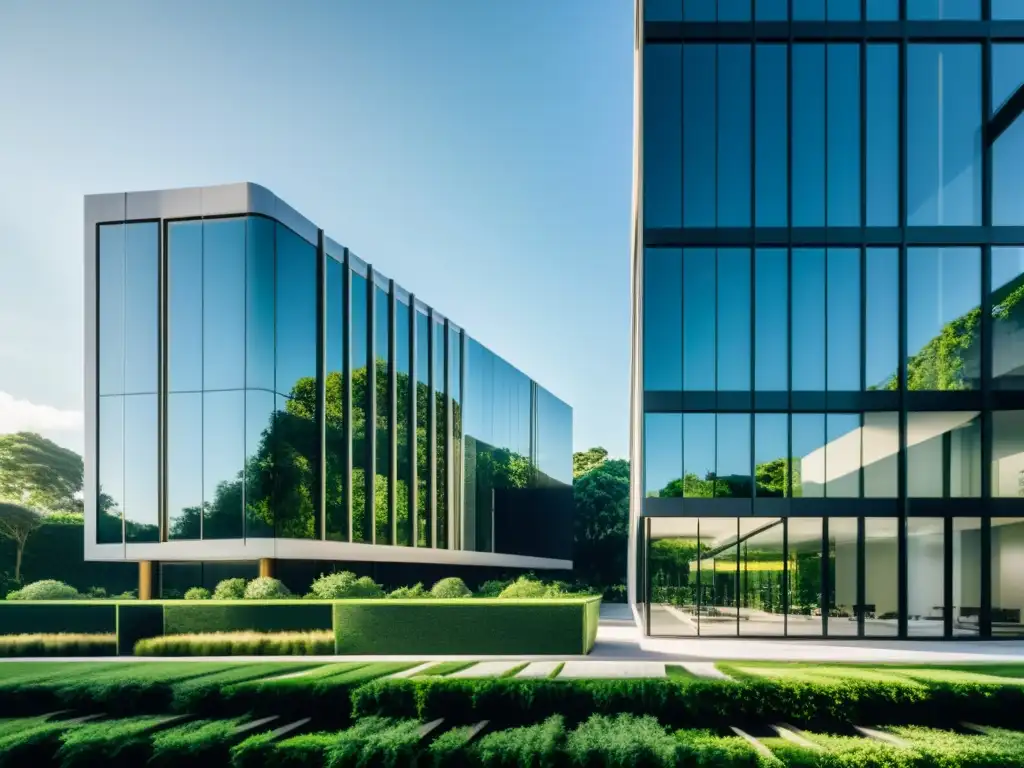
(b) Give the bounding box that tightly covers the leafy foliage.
[0,432,83,512]
[476,579,512,598]
[5,578,78,600]
[573,447,609,478]
[498,576,548,599]
[212,578,247,600]
[310,571,384,599]
[243,577,292,600]
[430,576,472,599]
[573,458,629,596]
[0,503,42,582]
[183,587,210,600]
[387,582,430,599]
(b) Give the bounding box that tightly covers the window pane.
[644,249,682,391]
[644,44,682,228]
[866,0,899,20]
[755,45,788,227]
[792,0,824,20]
[124,223,159,394]
[717,249,750,392]
[739,518,784,636]
[994,0,1024,18]
[645,0,681,21]
[792,45,825,226]
[754,413,788,497]
[907,0,979,19]
[97,395,123,543]
[906,247,980,391]
[792,413,825,498]
[717,414,751,497]
[645,414,682,497]
[792,249,825,392]
[992,411,1024,497]
[203,219,246,391]
[787,517,823,636]
[826,414,861,498]
[864,518,899,636]
[98,224,125,397]
[123,394,158,543]
[683,249,716,391]
[396,299,412,546]
[907,411,982,497]
[449,326,462,550]
[755,0,787,20]
[351,272,370,543]
[992,248,1024,389]
[718,45,751,227]
[990,518,1024,635]
[167,393,202,540]
[167,221,202,393]
[326,256,346,541]
[416,310,430,546]
[863,412,898,498]
[908,518,945,637]
[954,518,981,635]
[827,45,860,226]
[245,388,275,539]
[827,249,861,392]
[275,225,317,397]
[682,0,715,19]
[648,517,699,637]
[246,217,276,391]
[827,518,859,637]
[274,393,317,539]
[204,390,245,539]
[907,45,981,226]
[434,319,448,549]
[717,0,750,21]
[755,249,787,392]
[683,44,716,227]
[992,46,1024,225]
[698,517,739,636]
[828,0,860,19]
[865,249,899,391]
[867,46,899,226]
[684,413,716,497]
[375,286,390,546]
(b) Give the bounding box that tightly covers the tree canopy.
[573,447,608,479]
[572,457,628,592]
[0,432,83,512]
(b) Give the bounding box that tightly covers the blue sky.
[0,0,634,458]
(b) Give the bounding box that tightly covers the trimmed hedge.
[0,633,115,657]
[117,603,164,655]
[0,602,116,635]
[333,596,602,655]
[135,630,335,656]
[163,601,333,635]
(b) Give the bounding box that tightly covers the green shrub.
[430,577,472,599]
[56,715,171,768]
[472,715,565,766]
[387,583,430,599]
[310,571,384,599]
[162,601,332,635]
[244,577,291,600]
[5,579,79,600]
[213,578,247,600]
[0,720,73,768]
[675,729,764,767]
[0,633,114,657]
[427,724,476,766]
[566,714,680,768]
[113,589,137,600]
[476,579,511,598]
[135,630,334,656]
[85,586,108,599]
[325,717,423,767]
[497,576,547,599]
[149,717,251,768]
[170,662,322,713]
[184,587,211,600]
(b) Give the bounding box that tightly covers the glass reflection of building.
[630,0,1024,638]
[85,184,573,593]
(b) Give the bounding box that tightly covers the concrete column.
[138,561,156,601]
[259,558,276,579]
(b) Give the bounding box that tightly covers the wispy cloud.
[0,391,83,434]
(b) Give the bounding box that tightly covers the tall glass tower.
[630,0,1024,639]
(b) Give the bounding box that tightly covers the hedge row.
[135,631,336,657]
[0,634,115,657]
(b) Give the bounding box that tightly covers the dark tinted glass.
[907,45,981,226]
[203,390,245,539]
[123,393,158,542]
[717,0,750,21]
[793,0,824,20]
[907,0,979,19]
[755,0,786,20]
[992,248,1024,390]
[827,45,860,226]
[992,46,1024,225]
[644,249,682,391]
[755,45,787,227]
[351,272,370,542]
[755,249,788,392]
[124,223,159,394]
[683,413,716,497]
[828,0,860,19]
[866,45,899,226]
[792,249,826,392]
[246,217,276,391]
[866,0,898,19]
[683,44,716,227]
[325,255,346,541]
[416,310,430,546]
[396,299,412,546]
[683,0,715,20]
[906,248,981,391]
[645,0,681,21]
[434,319,448,548]
[449,327,463,548]
[536,386,572,487]
[275,224,317,397]
[865,248,899,390]
[684,249,715,391]
[827,249,861,392]
[167,392,202,540]
[274,392,317,538]
[167,221,203,392]
[203,219,246,391]
[754,413,788,497]
[645,44,682,228]
[646,413,682,498]
[792,413,825,497]
[98,224,125,396]
[375,286,391,545]
[97,395,123,543]
[718,45,751,227]
[245,388,275,538]
[717,413,752,497]
[792,45,826,226]
[717,249,750,392]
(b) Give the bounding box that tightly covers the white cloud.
[0,391,83,434]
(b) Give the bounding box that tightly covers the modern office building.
[629,0,1024,638]
[85,183,572,597]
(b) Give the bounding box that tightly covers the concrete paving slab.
[679,662,732,680]
[516,661,562,679]
[559,661,665,679]
[449,661,524,678]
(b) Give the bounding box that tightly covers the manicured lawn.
[666,664,696,680]
[717,661,1024,686]
[413,661,476,677]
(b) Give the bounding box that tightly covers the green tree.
[0,501,43,581]
[573,447,608,479]
[0,432,83,512]
[573,458,629,593]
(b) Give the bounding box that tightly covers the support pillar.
[138,561,157,601]
[259,558,276,579]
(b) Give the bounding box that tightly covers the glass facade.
[93,192,572,563]
[637,3,1024,638]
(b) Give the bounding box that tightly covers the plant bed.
[0,633,115,657]
[135,630,335,656]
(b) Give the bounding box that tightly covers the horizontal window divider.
[645,20,1024,43]
[645,227,1024,248]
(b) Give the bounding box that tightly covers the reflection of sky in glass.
[98,225,124,396]
[906,248,980,361]
[865,249,899,389]
[123,394,158,540]
[327,257,343,376]
[167,222,202,393]
[203,219,246,391]
[755,249,787,391]
[755,45,787,226]
[124,223,159,395]
[684,250,715,391]
[717,414,750,481]
[994,0,1024,18]
[351,273,368,371]
[275,226,317,397]
[644,249,682,391]
[993,45,1024,225]
[907,0,979,20]
[792,45,825,226]
[684,413,715,485]
[756,0,787,21]
[643,44,680,228]
[246,218,276,391]
[867,0,899,20]
[867,45,898,226]
[644,413,680,496]
[827,249,860,391]
[827,45,860,225]
[683,45,715,227]
[791,249,825,391]
[717,250,750,392]
[718,45,750,227]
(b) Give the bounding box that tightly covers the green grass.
[499,663,528,678]
[550,661,565,678]
[666,664,696,680]
[716,661,1024,686]
[414,661,476,676]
